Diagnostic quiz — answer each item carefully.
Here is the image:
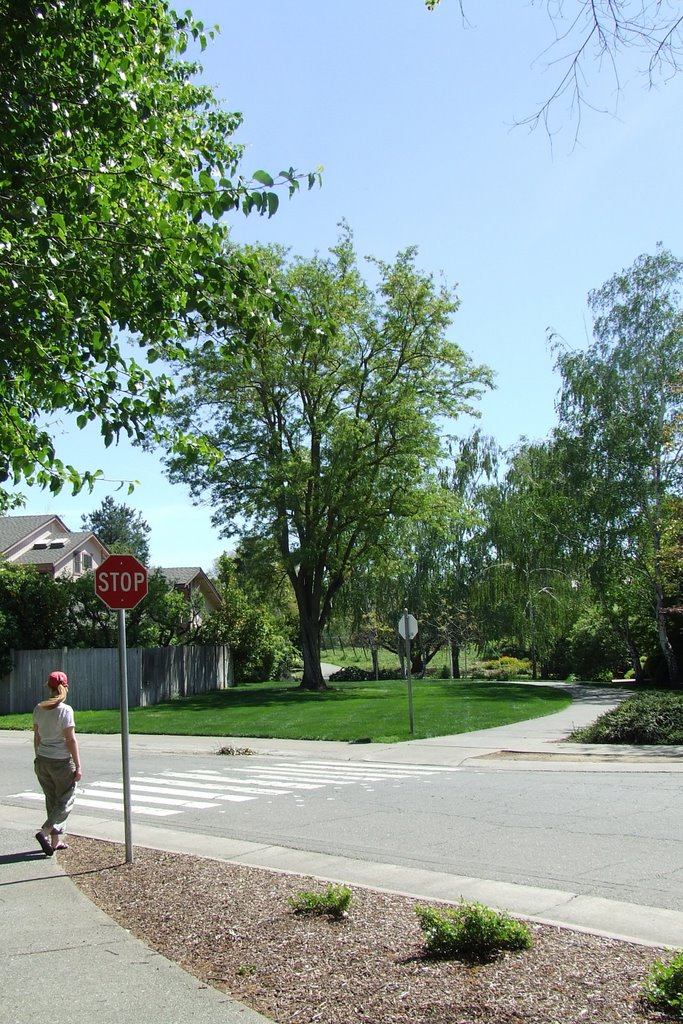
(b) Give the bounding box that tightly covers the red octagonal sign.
[95,554,148,610]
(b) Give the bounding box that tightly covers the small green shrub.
[415,901,533,960]
[642,949,683,1017]
[570,691,683,745]
[288,884,352,919]
[478,656,532,681]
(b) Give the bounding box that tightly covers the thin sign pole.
[403,608,415,735]
[117,608,134,864]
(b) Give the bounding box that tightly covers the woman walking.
[32,670,82,856]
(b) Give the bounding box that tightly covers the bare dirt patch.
[60,836,676,1024]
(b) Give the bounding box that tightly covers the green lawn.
[0,678,572,743]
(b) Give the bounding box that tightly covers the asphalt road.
[3,739,681,913]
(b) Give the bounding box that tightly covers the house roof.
[160,567,205,587]
[0,515,59,554]
[11,530,95,566]
[158,566,222,608]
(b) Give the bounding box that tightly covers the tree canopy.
[553,245,683,685]
[0,0,316,510]
[81,497,152,565]
[163,228,493,689]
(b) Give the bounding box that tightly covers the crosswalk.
[9,759,459,821]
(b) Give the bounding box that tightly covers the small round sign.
[95,554,148,610]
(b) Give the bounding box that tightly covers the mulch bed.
[60,836,677,1024]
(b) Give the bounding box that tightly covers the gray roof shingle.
[0,515,57,554]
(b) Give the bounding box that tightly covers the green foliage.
[0,678,572,739]
[554,246,683,686]
[476,441,583,680]
[0,0,314,509]
[288,885,352,920]
[201,556,294,682]
[642,949,683,1017]
[478,656,532,681]
[571,691,683,744]
[564,606,632,681]
[0,562,205,666]
[82,497,151,564]
[415,901,533,960]
[164,226,492,689]
[328,666,401,681]
[0,564,71,674]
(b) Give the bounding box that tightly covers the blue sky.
[18,0,683,567]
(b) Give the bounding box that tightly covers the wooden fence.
[0,645,233,715]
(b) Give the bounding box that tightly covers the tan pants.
[34,756,76,835]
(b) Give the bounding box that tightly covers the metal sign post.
[398,609,418,735]
[116,608,133,864]
[95,554,148,864]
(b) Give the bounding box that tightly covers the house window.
[73,553,82,574]
[83,554,93,571]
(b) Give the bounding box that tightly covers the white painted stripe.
[12,791,177,817]
[150,773,291,795]
[304,760,461,774]
[228,767,359,784]
[168,771,323,791]
[95,780,254,804]
[87,783,219,809]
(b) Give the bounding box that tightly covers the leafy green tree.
[201,555,294,682]
[0,564,71,674]
[554,246,683,686]
[477,441,582,679]
[0,0,315,509]
[81,497,151,564]
[164,228,492,689]
[230,534,299,638]
[564,605,633,682]
[340,432,499,678]
[65,569,202,648]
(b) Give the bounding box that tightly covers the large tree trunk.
[653,535,682,687]
[298,610,327,691]
[449,640,461,679]
[655,597,682,687]
[627,640,645,685]
[371,646,379,680]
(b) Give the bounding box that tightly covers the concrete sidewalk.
[1,822,272,1024]
[2,683,682,1024]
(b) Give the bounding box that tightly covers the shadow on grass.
[128,680,570,717]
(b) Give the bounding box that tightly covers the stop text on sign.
[97,570,146,594]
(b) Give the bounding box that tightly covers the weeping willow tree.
[475,441,582,679]
[553,247,683,686]
[332,431,499,678]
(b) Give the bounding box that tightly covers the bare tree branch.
[425,1,683,134]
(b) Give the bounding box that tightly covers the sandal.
[35,831,54,857]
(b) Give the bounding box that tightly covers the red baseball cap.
[47,671,68,689]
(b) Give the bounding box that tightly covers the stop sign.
[95,554,148,610]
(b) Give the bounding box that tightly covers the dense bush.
[415,901,533,961]
[564,607,631,681]
[642,950,683,1017]
[571,691,683,744]
[477,656,532,681]
[328,666,402,682]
